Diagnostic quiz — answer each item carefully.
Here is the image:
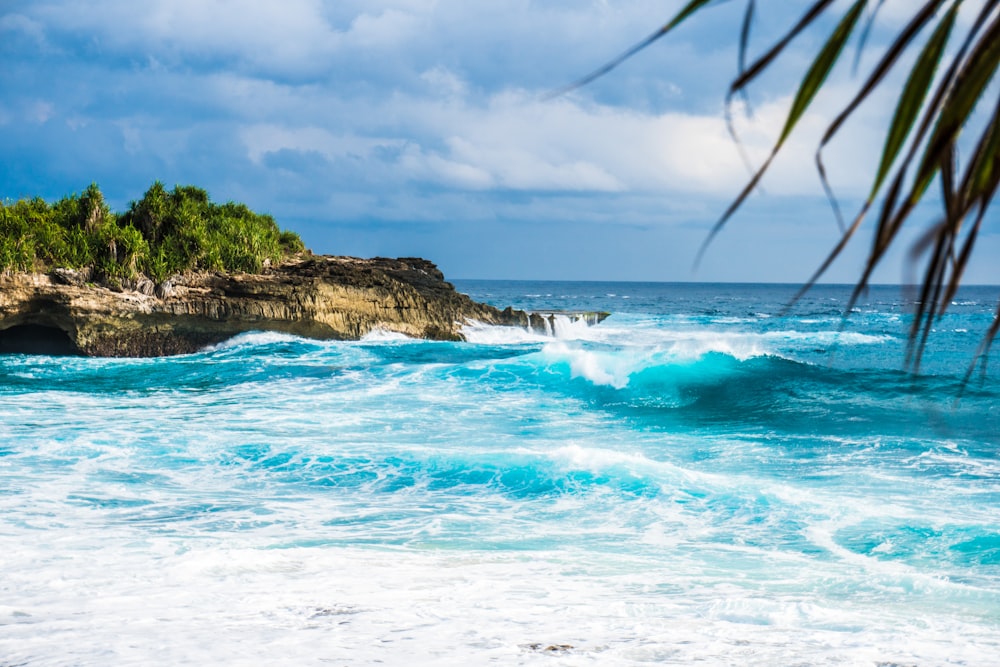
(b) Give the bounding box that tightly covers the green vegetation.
[0,182,307,284]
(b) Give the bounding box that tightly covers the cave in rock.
[0,324,83,356]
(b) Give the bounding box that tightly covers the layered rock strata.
[0,256,608,357]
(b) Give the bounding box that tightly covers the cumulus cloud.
[0,0,941,280]
[235,79,882,201]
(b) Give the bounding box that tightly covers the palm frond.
[695,0,867,267]
[553,0,1000,376]
[798,0,955,298]
[543,0,721,100]
[737,0,757,110]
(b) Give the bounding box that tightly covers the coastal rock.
[0,256,605,357]
[51,267,93,286]
[521,643,574,653]
[155,279,176,299]
[134,277,156,296]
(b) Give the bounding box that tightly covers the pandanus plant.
[560,0,1000,378]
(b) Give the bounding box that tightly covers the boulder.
[50,267,93,286]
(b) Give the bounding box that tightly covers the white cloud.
[346,8,423,48]
[28,0,342,74]
[30,100,54,124]
[420,67,466,98]
[240,124,404,165]
[399,144,496,189]
[0,12,48,48]
[404,87,880,198]
[14,0,674,82]
[231,75,885,202]
[116,121,143,155]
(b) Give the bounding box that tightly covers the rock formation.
[0,256,608,357]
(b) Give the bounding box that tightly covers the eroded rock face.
[0,256,535,357]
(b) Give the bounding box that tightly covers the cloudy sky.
[1,0,996,282]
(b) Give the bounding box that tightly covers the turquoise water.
[1,281,998,665]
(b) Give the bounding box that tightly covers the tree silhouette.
[563,0,999,376]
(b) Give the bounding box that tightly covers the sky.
[1,0,997,283]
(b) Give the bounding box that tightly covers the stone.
[0,256,547,357]
[135,277,156,296]
[521,643,574,653]
[50,267,93,286]
[155,279,176,299]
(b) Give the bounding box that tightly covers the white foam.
[540,340,641,389]
[3,528,997,666]
[533,332,782,390]
[360,328,412,342]
[461,315,608,345]
[767,330,893,346]
[205,330,309,351]
[546,443,666,473]
[550,314,593,339]
[461,321,549,344]
[662,332,769,361]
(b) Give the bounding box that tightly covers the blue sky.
[1,0,997,283]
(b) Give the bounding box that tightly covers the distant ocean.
[1,281,998,665]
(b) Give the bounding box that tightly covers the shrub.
[0,182,309,283]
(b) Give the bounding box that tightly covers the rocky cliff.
[0,256,607,357]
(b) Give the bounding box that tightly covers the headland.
[0,256,608,357]
[0,182,607,356]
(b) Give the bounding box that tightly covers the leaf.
[961,93,1000,199]
[871,3,959,200]
[785,1,946,281]
[850,1,997,304]
[853,0,887,74]
[778,0,867,145]
[731,0,838,93]
[943,95,1000,306]
[909,10,1000,206]
[555,0,1000,375]
[807,1,949,241]
[786,203,870,308]
[963,301,1000,390]
[663,0,721,34]
[545,0,718,99]
[737,0,756,109]
[695,0,866,266]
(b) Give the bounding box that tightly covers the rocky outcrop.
[0,256,608,357]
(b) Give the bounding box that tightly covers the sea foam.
[2,281,998,665]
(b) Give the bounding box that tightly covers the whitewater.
[1,281,998,666]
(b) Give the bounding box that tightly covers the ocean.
[1,281,998,666]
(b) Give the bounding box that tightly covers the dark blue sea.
[1,281,998,665]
